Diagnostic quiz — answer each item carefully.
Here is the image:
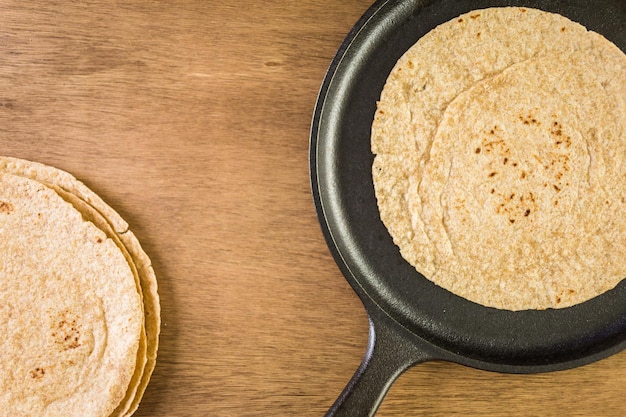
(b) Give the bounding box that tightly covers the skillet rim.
[310,0,626,370]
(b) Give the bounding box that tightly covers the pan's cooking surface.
[312,0,626,370]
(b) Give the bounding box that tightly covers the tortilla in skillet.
[372,7,626,310]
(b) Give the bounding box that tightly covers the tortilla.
[372,7,626,310]
[0,156,160,416]
[0,172,142,416]
[51,187,147,417]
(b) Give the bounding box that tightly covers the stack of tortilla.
[372,7,626,310]
[0,156,160,416]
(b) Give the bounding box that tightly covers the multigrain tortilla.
[372,7,626,310]
[0,157,160,416]
[0,172,141,416]
[50,187,147,417]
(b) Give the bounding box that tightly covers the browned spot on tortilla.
[51,310,82,351]
[0,201,13,214]
[519,114,541,126]
[29,368,45,379]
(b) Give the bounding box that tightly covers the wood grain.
[1,1,625,416]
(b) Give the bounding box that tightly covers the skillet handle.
[325,307,435,417]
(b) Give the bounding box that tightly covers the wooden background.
[1,1,626,416]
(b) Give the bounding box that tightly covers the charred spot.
[560,27,566,32]
[556,295,562,303]
[519,115,540,125]
[475,147,481,154]
[67,336,81,350]
[489,129,495,134]
[29,368,45,379]
[490,188,495,194]
[458,18,464,22]
[477,32,481,38]
[470,13,481,19]
[51,310,82,351]
[488,171,497,177]
[510,193,515,200]
[512,162,518,167]
[554,184,561,192]
[520,8,527,12]
[96,237,103,243]
[0,201,13,214]
[520,171,527,179]
[524,209,531,216]
[503,157,508,164]
[509,219,515,224]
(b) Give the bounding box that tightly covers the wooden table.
[2,1,626,416]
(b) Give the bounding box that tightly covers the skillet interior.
[311,0,626,371]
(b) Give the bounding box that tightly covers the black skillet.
[310,0,626,415]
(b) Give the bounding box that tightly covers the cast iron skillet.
[310,0,626,415]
